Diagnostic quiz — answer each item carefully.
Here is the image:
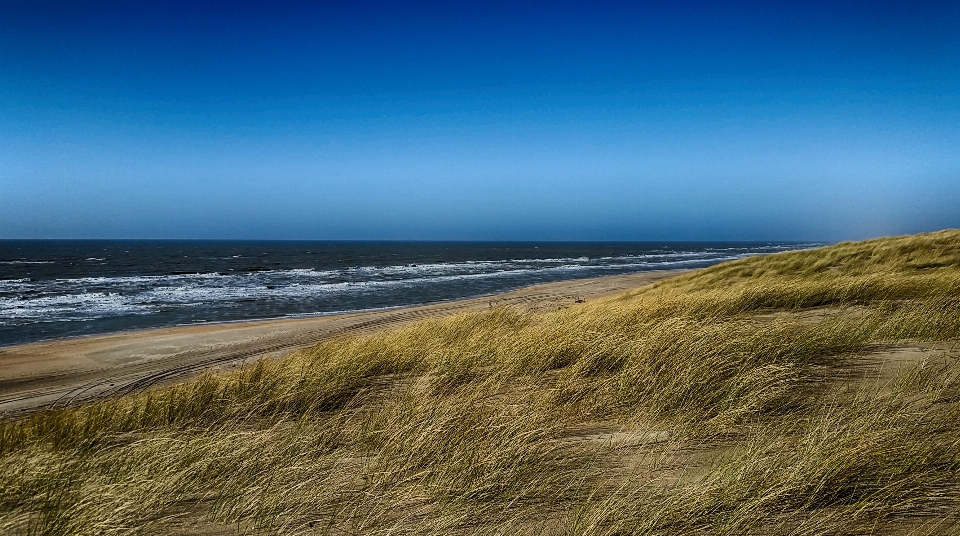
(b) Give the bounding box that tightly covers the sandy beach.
[0,270,684,416]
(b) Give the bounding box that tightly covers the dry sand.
[0,270,685,416]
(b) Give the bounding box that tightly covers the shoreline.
[0,268,686,350]
[0,269,687,416]
[0,301,434,351]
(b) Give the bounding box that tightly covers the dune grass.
[2,230,960,535]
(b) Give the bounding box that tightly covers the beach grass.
[2,230,960,534]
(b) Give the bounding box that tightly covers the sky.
[1,1,958,241]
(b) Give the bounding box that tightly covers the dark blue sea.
[0,240,818,347]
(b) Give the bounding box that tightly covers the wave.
[6,248,801,289]
[0,245,820,332]
[0,252,755,322]
[0,292,153,320]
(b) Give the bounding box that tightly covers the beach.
[0,270,684,416]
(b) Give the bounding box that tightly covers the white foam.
[0,244,820,330]
[0,292,153,320]
[19,252,741,293]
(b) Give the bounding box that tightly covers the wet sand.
[0,270,685,416]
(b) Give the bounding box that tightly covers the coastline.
[0,269,687,416]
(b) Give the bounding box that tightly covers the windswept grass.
[2,230,960,534]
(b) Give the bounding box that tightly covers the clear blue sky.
[2,1,958,241]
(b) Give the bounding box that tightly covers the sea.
[0,240,818,347]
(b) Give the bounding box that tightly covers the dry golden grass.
[2,230,960,535]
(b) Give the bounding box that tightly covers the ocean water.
[0,240,817,347]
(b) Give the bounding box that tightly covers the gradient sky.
[2,1,958,241]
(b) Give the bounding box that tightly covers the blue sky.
[2,1,958,241]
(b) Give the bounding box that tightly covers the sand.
[0,270,685,416]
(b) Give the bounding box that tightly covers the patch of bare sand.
[0,270,686,416]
